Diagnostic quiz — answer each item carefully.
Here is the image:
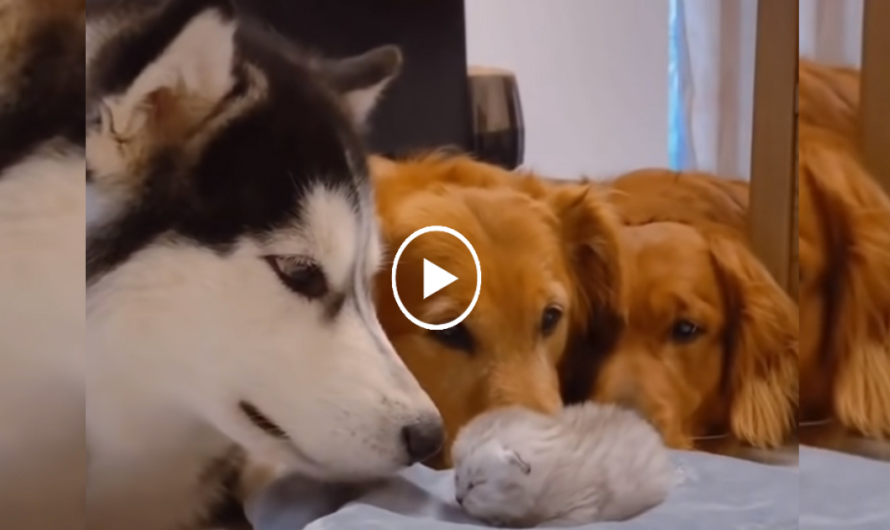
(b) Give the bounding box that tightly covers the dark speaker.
[467,66,525,170]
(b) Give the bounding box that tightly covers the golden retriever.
[584,171,798,454]
[370,155,625,467]
[797,57,890,450]
[799,123,890,443]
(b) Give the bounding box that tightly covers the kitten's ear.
[506,449,531,475]
[317,45,403,127]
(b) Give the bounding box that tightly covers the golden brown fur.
[591,218,797,452]
[798,123,890,441]
[797,57,890,449]
[798,58,861,140]
[371,155,625,467]
[606,169,750,236]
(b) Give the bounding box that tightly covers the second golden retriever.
[592,219,798,452]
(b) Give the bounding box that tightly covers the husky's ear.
[707,233,798,449]
[88,3,239,192]
[318,45,403,126]
[103,4,238,133]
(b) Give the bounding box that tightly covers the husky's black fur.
[86,0,375,283]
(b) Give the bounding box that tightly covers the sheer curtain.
[668,0,760,180]
[799,0,864,67]
[670,0,866,179]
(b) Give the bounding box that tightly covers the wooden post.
[748,0,797,294]
[860,0,890,192]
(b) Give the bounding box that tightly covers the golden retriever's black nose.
[402,418,445,464]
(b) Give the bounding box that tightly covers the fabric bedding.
[248,446,890,530]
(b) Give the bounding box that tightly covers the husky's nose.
[401,416,445,464]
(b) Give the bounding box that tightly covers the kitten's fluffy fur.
[451,403,673,528]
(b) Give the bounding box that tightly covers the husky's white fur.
[86,3,441,529]
[452,403,674,527]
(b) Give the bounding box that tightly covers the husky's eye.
[87,107,101,129]
[670,319,704,343]
[430,323,474,353]
[92,102,113,133]
[265,256,327,299]
[540,306,563,336]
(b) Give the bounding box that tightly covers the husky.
[0,2,86,529]
[85,0,444,529]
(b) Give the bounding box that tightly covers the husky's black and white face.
[86,0,442,481]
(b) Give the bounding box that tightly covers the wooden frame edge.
[748,0,797,294]
[860,0,890,191]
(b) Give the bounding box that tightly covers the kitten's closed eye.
[468,479,486,491]
[456,478,485,506]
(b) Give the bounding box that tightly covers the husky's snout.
[402,415,445,464]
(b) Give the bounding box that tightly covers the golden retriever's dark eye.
[430,323,474,353]
[541,306,563,336]
[264,256,327,299]
[670,319,703,343]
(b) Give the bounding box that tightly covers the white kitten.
[451,403,674,528]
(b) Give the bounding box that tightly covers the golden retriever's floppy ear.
[707,234,798,449]
[548,184,625,322]
[547,184,627,404]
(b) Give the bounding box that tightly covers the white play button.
[391,225,482,331]
[423,259,458,299]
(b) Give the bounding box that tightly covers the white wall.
[465,0,670,179]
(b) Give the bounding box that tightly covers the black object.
[467,66,525,170]
[234,0,474,159]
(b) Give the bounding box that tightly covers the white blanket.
[247,447,890,529]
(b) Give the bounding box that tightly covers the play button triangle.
[423,259,458,299]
